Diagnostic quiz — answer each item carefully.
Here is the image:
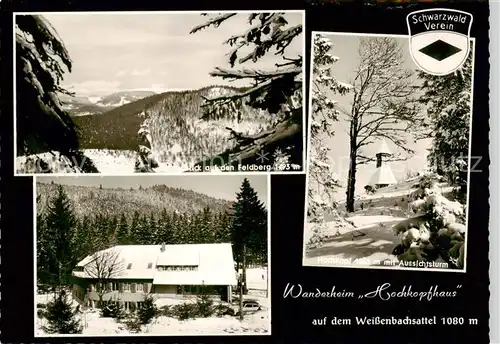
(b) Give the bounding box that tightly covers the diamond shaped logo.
[418,40,462,62]
[407,9,473,76]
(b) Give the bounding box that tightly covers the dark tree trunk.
[346,150,357,213]
[346,117,358,213]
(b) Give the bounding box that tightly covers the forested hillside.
[36,182,232,219]
[73,86,277,167]
[36,179,268,288]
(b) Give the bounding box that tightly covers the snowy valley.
[17,86,278,174]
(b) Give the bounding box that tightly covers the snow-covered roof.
[154,243,237,286]
[156,247,200,266]
[369,164,397,186]
[73,243,236,285]
[375,139,392,156]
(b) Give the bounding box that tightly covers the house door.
[221,286,228,302]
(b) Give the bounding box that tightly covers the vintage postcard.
[303,28,474,272]
[1,2,492,344]
[14,11,306,175]
[33,175,270,336]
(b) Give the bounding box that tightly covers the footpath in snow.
[304,179,431,268]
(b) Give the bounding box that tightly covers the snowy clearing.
[35,292,270,336]
[304,175,463,270]
[239,267,268,291]
[35,268,270,336]
[16,149,192,174]
[304,214,407,267]
[304,180,423,268]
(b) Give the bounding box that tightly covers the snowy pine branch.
[191,12,303,121]
[189,13,238,34]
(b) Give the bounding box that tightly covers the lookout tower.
[368,139,397,189]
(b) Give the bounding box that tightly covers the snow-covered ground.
[238,267,268,291]
[35,266,270,336]
[85,149,189,174]
[36,291,270,336]
[16,152,83,174]
[16,149,192,174]
[83,149,137,174]
[303,215,407,267]
[304,179,430,268]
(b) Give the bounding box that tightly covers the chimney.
[160,243,165,252]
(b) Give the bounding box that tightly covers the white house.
[71,243,238,309]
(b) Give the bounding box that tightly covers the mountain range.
[59,90,158,116]
[71,85,277,168]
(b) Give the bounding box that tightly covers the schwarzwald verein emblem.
[407,8,473,76]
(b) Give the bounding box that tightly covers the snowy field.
[303,215,407,267]
[240,267,268,291]
[35,291,270,336]
[35,268,270,336]
[303,178,450,268]
[16,149,190,174]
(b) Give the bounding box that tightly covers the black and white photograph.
[14,11,305,175]
[34,175,270,336]
[303,32,473,272]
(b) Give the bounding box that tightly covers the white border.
[32,174,272,337]
[302,31,475,274]
[13,10,307,176]
[490,1,499,341]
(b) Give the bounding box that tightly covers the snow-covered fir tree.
[306,34,352,248]
[135,111,159,172]
[231,178,268,279]
[136,295,158,325]
[417,48,473,202]
[38,185,78,287]
[15,15,98,172]
[392,174,466,269]
[189,13,304,167]
[42,290,83,334]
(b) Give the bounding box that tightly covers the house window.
[147,262,153,269]
[137,284,143,292]
[113,282,119,291]
[123,283,130,292]
[162,265,198,271]
[127,263,132,270]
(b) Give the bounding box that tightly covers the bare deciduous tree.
[343,37,423,212]
[83,248,124,307]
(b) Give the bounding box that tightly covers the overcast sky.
[314,33,472,200]
[37,175,269,207]
[32,11,304,96]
